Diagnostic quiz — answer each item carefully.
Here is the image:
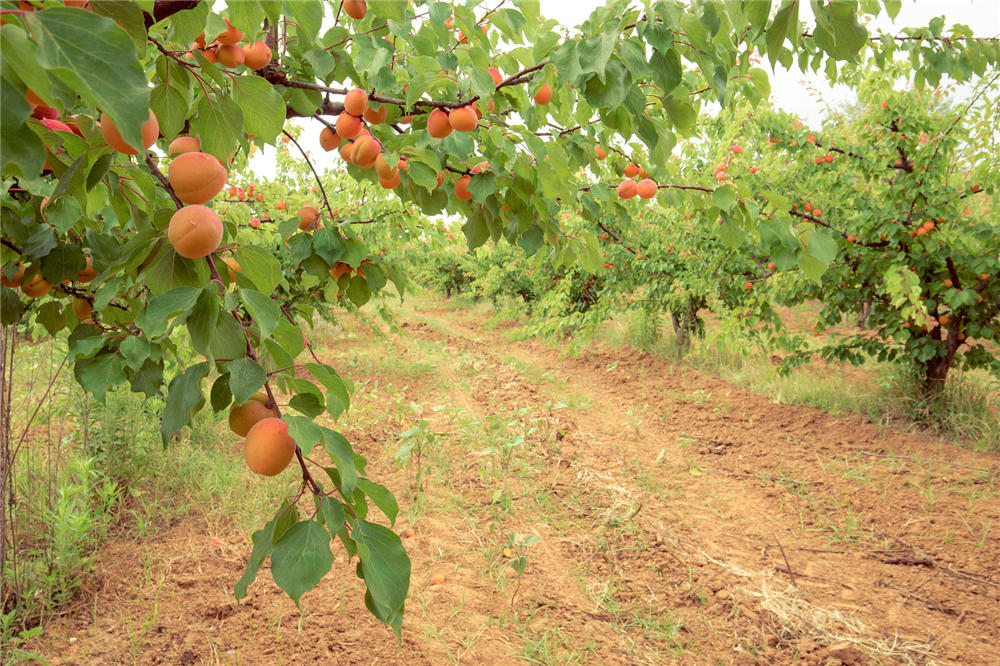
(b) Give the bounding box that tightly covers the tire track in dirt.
[402,303,1000,665]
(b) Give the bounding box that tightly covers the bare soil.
[27,299,1000,665]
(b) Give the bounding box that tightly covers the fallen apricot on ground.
[244,417,296,476]
[100,110,158,155]
[169,152,227,204]
[167,205,223,258]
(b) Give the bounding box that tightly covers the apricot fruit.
[448,105,478,132]
[336,112,363,139]
[379,171,401,189]
[319,127,341,151]
[344,88,369,116]
[343,0,367,20]
[489,67,503,85]
[244,417,296,476]
[21,273,51,298]
[276,201,286,211]
[339,141,355,162]
[72,297,92,319]
[624,163,639,178]
[374,154,398,180]
[617,180,637,199]
[229,394,279,436]
[216,43,245,68]
[2,264,25,288]
[169,152,227,204]
[76,257,96,283]
[636,178,657,199]
[363,104,387,125]
[352,135,381,169]
[454,175,472,201]
[249,217,261,229]
[167,205,223,259]
[330,262,352,280]
[595,145,606,160]
[297,205,319,230]
[427,108,453,139]
[215,19,243,45]
[169,136,200,155]
[533,83,552,105]
[242,41,272,70]
[100,109,158,155]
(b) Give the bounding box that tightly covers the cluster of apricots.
[156,135,228,259]
[192,20,272,71]
[616,162,658,200]
[320,88,406,190]
[228,392,296,475]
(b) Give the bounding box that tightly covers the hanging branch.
[282,130,337,222]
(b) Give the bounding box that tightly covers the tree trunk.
[923,355,950,394]
[856,301,872,328]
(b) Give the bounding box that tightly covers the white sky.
[247,0,1000,180]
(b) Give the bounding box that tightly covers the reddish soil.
[27,300,1000,665]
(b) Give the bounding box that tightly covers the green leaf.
[766,0,799,69]
[36,301,66,336]
[663,91,697,136]
[712,185,736,211]
[357,479,399,525]
[40,244,86,284]
[808,229,839,264]
[190,93,243,163]
[582,58,630,109]
[270,520,334,607]
[369,0,408,22]
[187,286,219,361]
[160,362,209,443]
[346,275,370,306]
[150,83,188,142]
[1,287,27,325]
[136,286,200,338]
[233,245,282,294]
[352,520,410,636]
[232,76,286,143]
[143,243,212,294]
[229,358,266,404]
[234,517,276,600]
[29,8,149,152]
[240,289,281,340]
[312,227,346,266]
[322,429,358,496]
[74,352,125,403]
[0,73,45,179]
[812,0,868,61]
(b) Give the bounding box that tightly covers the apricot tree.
[1,0,997,635]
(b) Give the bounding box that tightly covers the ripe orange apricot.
[276,201,286,210]
[229,392,279,436]
[169,152,227,204]
[624,163,639,178]
[1,264,25,288]
[297,205,319,231]
[533,83,552,105]
[617,180,637,199]
[449,105,478,132]
[343,0,367,20]
[336,112,363,139]
[215,19,243,45]
[374,154,397,180]
[636,178,657,199]
[454,175,472,201]
[21,273,51,298]
[379,171,402,189]
[77,257,96,283]
[330,262,352,280]
[344,88,369,116]
[595,145,606,160]
[352,134,381,168]
[167,205,223,258]
[72,297,92,319]
[363,104,387,125]
[216,43,245,68]
[427,108,453,138]
[249,218,260,229]
[339,140,356,162]
[319,126,341,151]
[489,67,503,85]
[242,41,272,70]
[244,417,296,476]
[169,136,200,155]
[100,109,158,155]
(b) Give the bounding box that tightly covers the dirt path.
[29,299,1000,665]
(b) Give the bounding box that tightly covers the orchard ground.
[19,297,1000,665]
